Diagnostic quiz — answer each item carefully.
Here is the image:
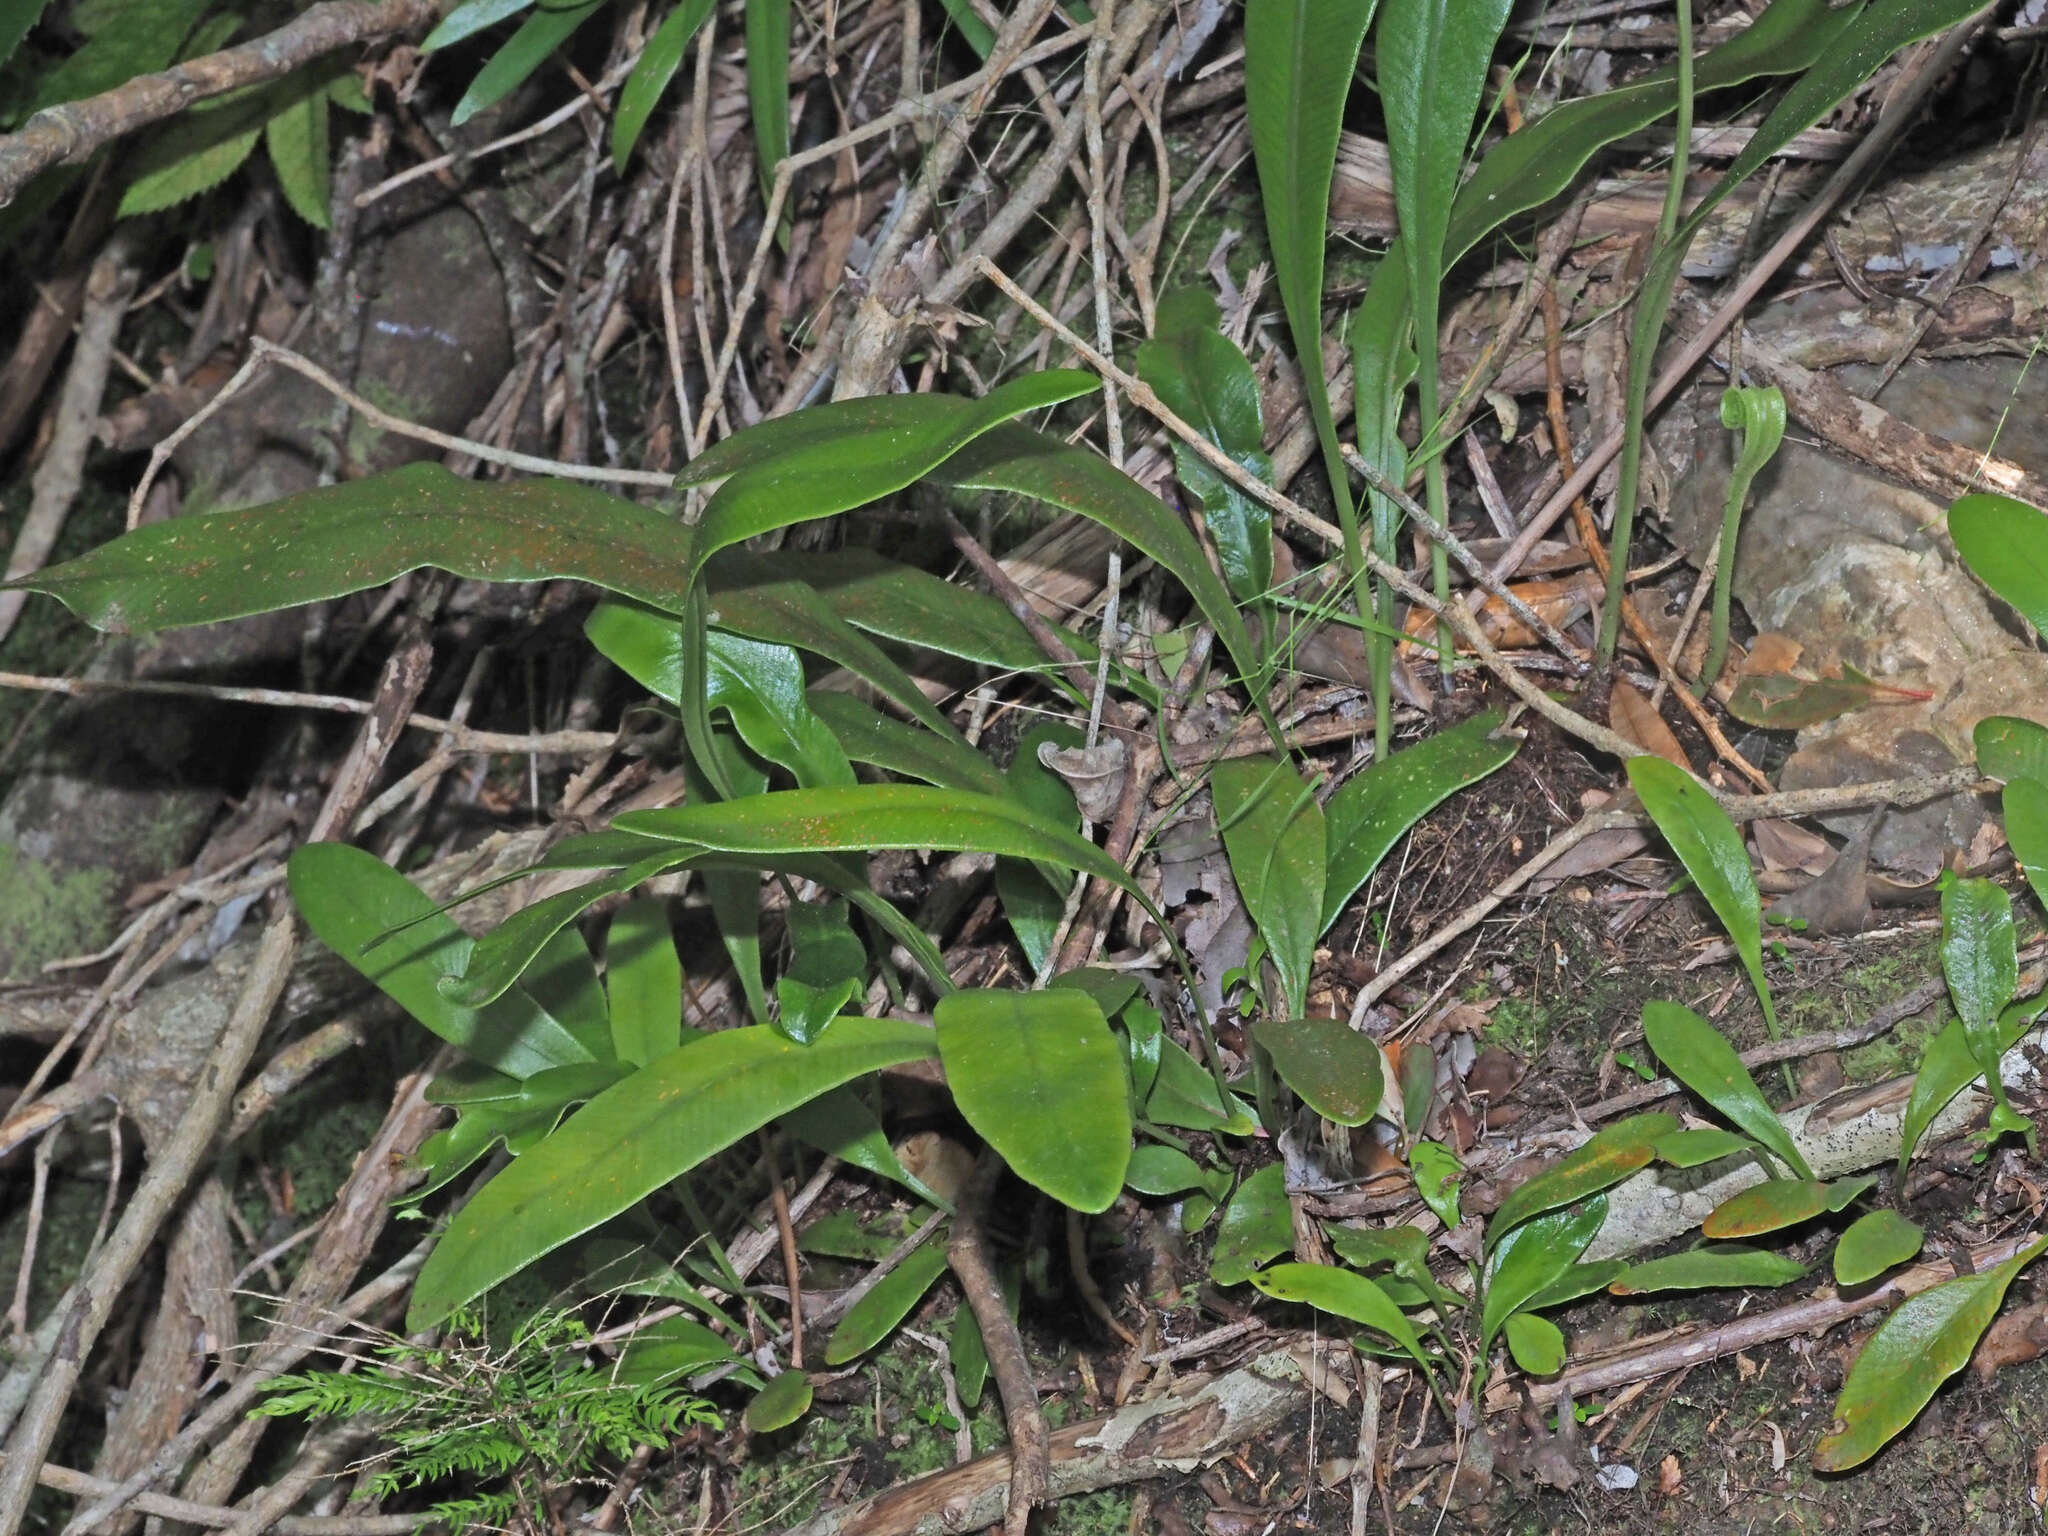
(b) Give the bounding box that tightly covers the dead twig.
[948,1151,1048,1536]
[0,0,443,208]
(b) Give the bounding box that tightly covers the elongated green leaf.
[930,424,1267,720]
[1209,1164,1292,1284]
[451,853,699,1010]
[1351,258,1418,751]
[408,1018,940,1327]
[1974,716,2048,786]
[1321,713,1517,931]
[287,843,594,1078]
[1701,1174,1873,1240]
[1628,756,1777,1036]
[744,0,791,201]
[1439,0,1856,266]
[1642,1001,1811,1179]
[1944,877,2019,1093]
[1651,1127,1755,1169]
[823,1244,951,1365]
[1482,1197,1605,1350]
[1244,0,1375,563]
[681,375,1097,579]
[1125,1145,1209,1197]
[1254,1017,1384,1127]
[1609,1244,1807,1296]
[264,73,332,228]
[524,927,613,1063]
[606,900,682,1068]
[705,630,855,788]
[613,0,716,171]
[1528,1259,1628,1310]
[1815,1237,2048,1471]
[1949,495,2048,634]
[1213,757,1325,1015]
[1410,1140,1462,1230]
[788,1090,942,1207]
[1897,996,2040,1179]
[1324,1223,1461,1312]
[1834,1209,1924,1287]
[613,1317,744,1388]
[424,0,535,50]
[2006,776,2048,916]
[807,690,1010,799]
[10,464,697,634]
[744,1369,813,1433]
[453,0,603,126]
[713,547,1094,695]
[1137,289,1273,603]
[117,88,266,217]
[934,990,1130,1212]
[1250,1263,1432,1372]
[1504,1313,1565,1376]
[1487,1113,1678,1250]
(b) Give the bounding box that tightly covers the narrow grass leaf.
[452,0,604,126]
[744,0,791,202]
[613,0,716,171]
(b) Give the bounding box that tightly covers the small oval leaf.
[744,1369,814,1433]
[1504,1312,1566,1376]
[1210,1164,1293,1285]
[1833,1209,1924,1287]
[1254,1016,1385,1126]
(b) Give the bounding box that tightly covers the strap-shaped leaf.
[680,373,1099,582]
[807,691,1012,800]
[287,843,594,1079]
[1321,713,1517,931]
[823,1245,951,1365]
[1213,757,1326,1016]
[407,1019,942,1328]
[1487,1112,1678,1250]
[1628,756,1778,1037]
[1250,1262,1433,1374]
[1814,1236,2048,1471]
[1609,1244,1807,1296]
[1701,1174,1872,1240]
[8,464,699,633]
[930,423,1269,727]
[935,990,1131,1212]
[451,0,603,126]
[1641,1000,1812,1179]
[612,0,716,171]
[1481,1197,1605,1351]
[605,900,683,1069]
[1943,876,2020,1100]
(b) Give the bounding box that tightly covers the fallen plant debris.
[0,0,2043,1532]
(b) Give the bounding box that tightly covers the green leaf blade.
[1642,1001,1811,1179]
[406,1019,941,1328]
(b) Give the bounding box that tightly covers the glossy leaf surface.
[1504,1313,1566,1375]
[935,990,1131,1212]
[1652,1127,1755,1169]
[288,843,593,1079]
[1815,1237,2048,1470]
[1209,1164,1292,1284]
[1943,876,2019,1094]
[1487,1113,1677,1250]
[1951,492,2048,633]
[1629,756,1776,1034]
[1834,1209,1924,1287]
[1609,1244,1807,1296]
[1701,1175,1873,1240]
[1322,713,1518,931]
[1482,1197,1604,1350]
[823,1244,951,1365]
[1212,757,1325,1015]
[407,1019,941,1327]
[1642,1001,1810,1178]
[7,464,698,633]
[1250,1263,1432,1371]
[1254,1017,1384,1126]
